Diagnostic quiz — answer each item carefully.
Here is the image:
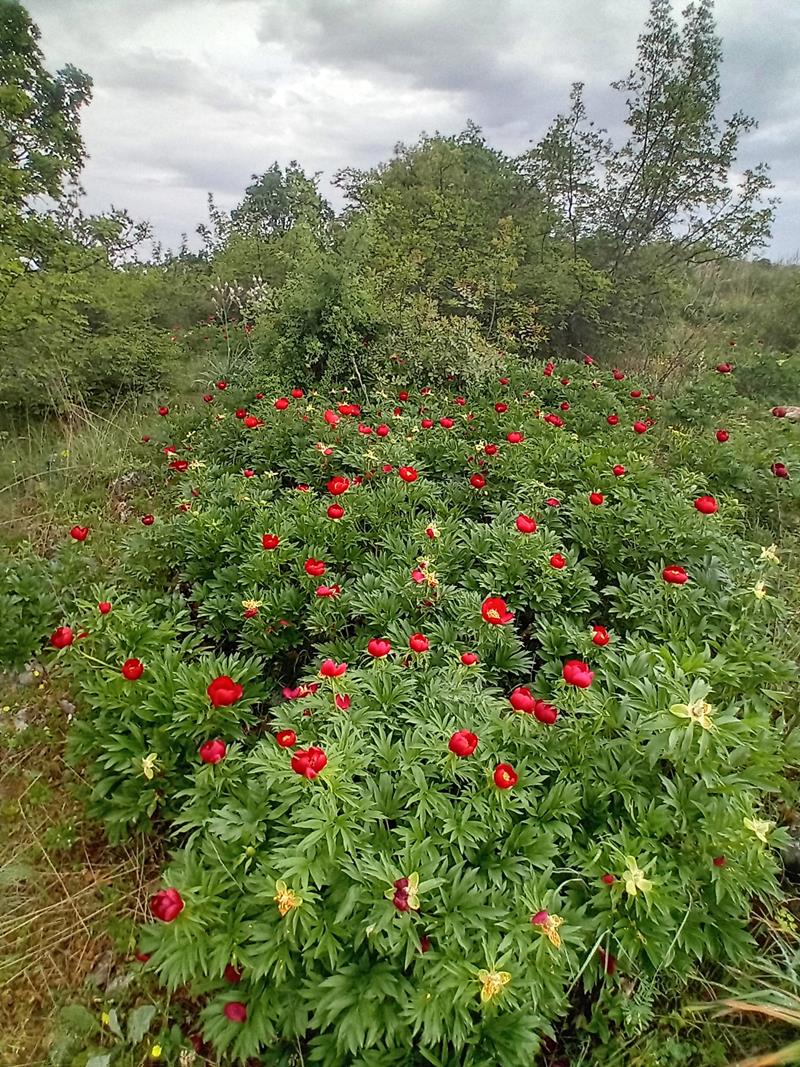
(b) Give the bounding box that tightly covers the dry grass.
[0,674,159,1067]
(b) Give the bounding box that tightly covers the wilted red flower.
[694,495,718,514]
[662,565,689,585]
[291,746,327,779]
[305,558,326,577]
[562,659,594,688]
[494,763,518,789]
[150,887,184,922]
[516,514,537,534]
[207,675,243,707]
[399,466,418,482]
[320,658,347,678]
[481,597,514,624]
[50,626,74,649]
[199,739,227,764]
[367,637,391,658]
[121,658,144,680]
[449,730,478,756]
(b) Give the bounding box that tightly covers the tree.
[602,0,775,271]
[231,162,332,241]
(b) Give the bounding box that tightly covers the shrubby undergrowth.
[28,359,799,1065]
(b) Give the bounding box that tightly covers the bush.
[40,362,799,1064]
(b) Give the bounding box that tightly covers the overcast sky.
[25,0,800,260]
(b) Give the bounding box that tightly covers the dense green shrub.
[35,360,798,1064]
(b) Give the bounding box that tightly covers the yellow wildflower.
[150,1046,162,1060]
[101,1011,110,1026]
[532,910,564,947]
[752,580,767,600]
[760,544,780,564]
[670,699,715,731]
[477,969,511,1003]
[622,857,653,897]
[274,879,302,917]
[744,817,773,843]
[141,753,159,780]
[241,598,262,612]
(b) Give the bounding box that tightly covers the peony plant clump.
[47,360,799,1065]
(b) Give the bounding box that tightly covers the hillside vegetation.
[1,1,799,1065]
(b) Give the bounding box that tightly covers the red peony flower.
[470,473,486,489]
[449,730,478,756]
[591,625,610,646]
[506,431,524,444]
[543,362,554,376]
[335,693,351,710]
[327,503,345,521]
[141,514,155,526]
[316,584,340,598]
[411,568,426,584]
[235,409,247,420]
[262,533,279,549]
[274,397,290,410]
[408,633,430,653]
[545,497,561,508]
[320,658,347,678]
[439,417,454,429]
[207,675,243,707]
[716,362,733,373]
[420,418,434,429]
[713,855,726,867]
[716,429,729,442]
[495,402,508,413]
[327,475,350,496]
[612,369,625,381]
[485,443,498,455]
[216,380,227,390]
[772,462,789,479]
[276,730,297,748]
[533,699,558,725]
[69,525,89,542]
[695,495,718,514]
[630,389,642,399]
[224,1002,247,1023]
[244,415,261,429]
[398,466,418,482]
[460,651,479,666]
[199,739,227,764]
[50,626,74,649]
[516,514,537,533]
[601,873,616,885]
[563,659,594,688]
[323,409,340,427]
[121,658,144,680]
[633,421,648,434]
[550,553,567,569]
[481,596,514,624]
[158,405,169,416]
[544,413,564,428]
[224,964,243,983]
[376,423,390,437]
[98,601,112,614]
[292,388,304,399]
[243,469,255,478]
[772,406,787,418]
[291,746,327,779]
[598,948,617,975]
[663,564,689,585]
[589,492,605,506]
[494,763,518,789]
[509,686,535,713]
[612,464,626,477]
[367,637,391,658]
[150,887,184,922]
[305,558,326,577]
[398,390,409,401]
[203,394,214,403]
